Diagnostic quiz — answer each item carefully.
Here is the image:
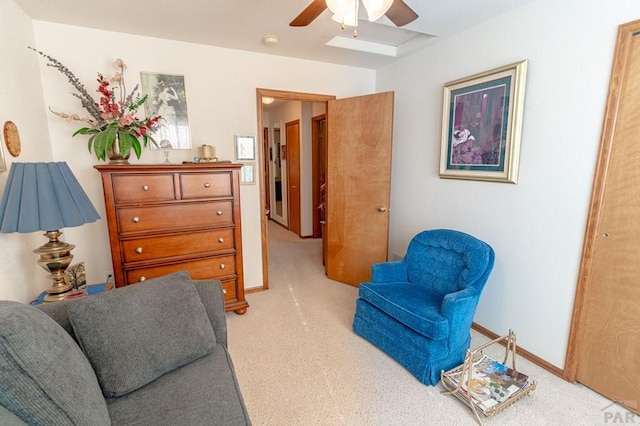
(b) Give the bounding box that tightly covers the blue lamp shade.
[0,162,101,233]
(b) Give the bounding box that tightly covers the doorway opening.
[256,89,336,290]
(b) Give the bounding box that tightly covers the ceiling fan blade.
[385,0,418,27]
[290,0,328,27]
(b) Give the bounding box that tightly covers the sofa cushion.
[0,301,110,426]
[106,346,251,426]
[67,271,216,398]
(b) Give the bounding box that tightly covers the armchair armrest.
[371,260,408,283]
[441,287,482,347]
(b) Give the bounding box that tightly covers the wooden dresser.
[95,163,248,315]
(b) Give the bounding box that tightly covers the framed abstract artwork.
[439,60,528,183]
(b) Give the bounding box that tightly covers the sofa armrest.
[193,279,228,348]
[371,260,408,283]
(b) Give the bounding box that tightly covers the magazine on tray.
[443,354,530,414]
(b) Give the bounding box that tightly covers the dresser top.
[94,162,242,172]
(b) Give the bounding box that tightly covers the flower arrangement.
[30,48,161,162]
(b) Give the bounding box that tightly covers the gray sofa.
[0,271,251,425]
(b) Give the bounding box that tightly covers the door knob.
[377,206,388,213]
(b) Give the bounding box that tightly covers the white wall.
[20,21,375,299]
[0,0,54,301]
[376,0,640,368]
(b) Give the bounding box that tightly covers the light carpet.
[226,222,631,425]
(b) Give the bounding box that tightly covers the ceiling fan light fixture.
[331,11,358,28]
[329,0,360,28]
[326,0,356,16]
[361,0,394,22]
[262,97,275,105]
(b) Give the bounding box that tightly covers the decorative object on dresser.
[140,72,192,150]
[0,162,101,301]
[31,48,162,163]
[95,163,248,314]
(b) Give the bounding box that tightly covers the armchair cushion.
[359,282,449,340]
[405,229,492,295]
[0,301,110,426]
[371,260,407,282]
[67,271,216,398]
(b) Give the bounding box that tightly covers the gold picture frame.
[64,262,87,289]
[439,60,528,184]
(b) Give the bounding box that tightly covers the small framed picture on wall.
[240,162,255,185]
[235,135,256,161]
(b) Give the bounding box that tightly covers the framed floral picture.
[140,72,192,149]
[439,60,528,183]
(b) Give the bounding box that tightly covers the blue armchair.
[352,229,495,385]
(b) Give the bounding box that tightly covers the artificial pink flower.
[118,113,135,127]
[111,72,123,84]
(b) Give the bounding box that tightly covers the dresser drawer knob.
[216,210,223,216]
[139,276,146,282]
[135,247,143,254]
[142,185,149,191]
[222,289,227,294]
[220,263,226,270]
[218,237,224,243]
[204,182,211,188]
[132,216,140,223]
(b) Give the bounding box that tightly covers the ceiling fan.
[290,0,418,29]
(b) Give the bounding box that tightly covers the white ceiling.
[14,0,534,69]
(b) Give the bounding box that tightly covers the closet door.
[566,19,640,415]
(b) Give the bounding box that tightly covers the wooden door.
[286,120,301,235]
[566,20,640,415]
[326,92,394,286]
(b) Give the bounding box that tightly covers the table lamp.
[0,162,101,301]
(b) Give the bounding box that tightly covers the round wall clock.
[3,121,21,157]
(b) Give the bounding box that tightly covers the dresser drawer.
[117,201,234,233]
[112,174,175,203]
[220,279,237,301]
[180,172,232,199]
[121,228,234,263]
[125,255,237,284]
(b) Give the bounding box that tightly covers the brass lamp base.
[33,230,75,302]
